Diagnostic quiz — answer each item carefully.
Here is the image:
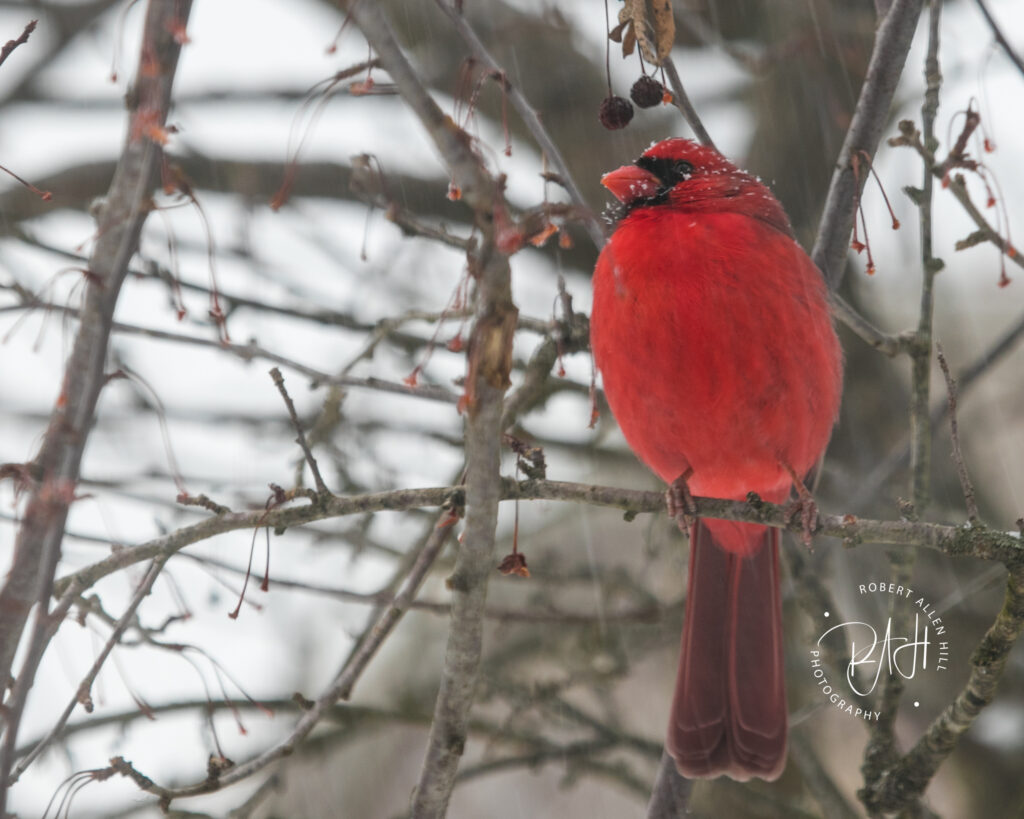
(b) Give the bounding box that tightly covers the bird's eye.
[673,160,693,177]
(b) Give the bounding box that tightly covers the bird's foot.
[666,469,697,535]
[782,462,818,549]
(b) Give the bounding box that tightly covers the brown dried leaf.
[627,0,657,64]
[651,0,675,62]
[622,24,636,57]
[626,0,675,65]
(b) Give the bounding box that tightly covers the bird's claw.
[666,470,697,535]
[786,495,818,549]
[781,462,818,549]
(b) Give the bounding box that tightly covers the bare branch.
[341,4,519,813]
[889,121,1023,273]
[180,551,662,625]
[0,18,36,71]
[7,558,168,786]
[812,0,924,290]
[862,10,940,799]
[854,302,1024,507]
[0,1,120,106]
[8,302,462,404]
[830,293,904,356]
[49,479,1024,606]
[936,345,980,523]
[661,55,715,150]
[0,3,193,807]
[433,0,604,249]
[3,288,562,405]
[862,566,1024,813]
[907,0,944,514]
[269,368,330,495]
[973,0,1024,80]
[102,513,454,805]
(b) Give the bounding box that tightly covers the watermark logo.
[808,581,951,722]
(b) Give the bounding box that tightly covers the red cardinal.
[591,139,842,780]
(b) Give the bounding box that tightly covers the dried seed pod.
[630,75,664,108]
[599,95,634,130]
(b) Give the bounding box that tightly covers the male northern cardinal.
[591,138,842,780]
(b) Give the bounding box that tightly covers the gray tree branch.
[337,3,519,815]
[0,2,192,809]
[48,479,1024,608]
[812,0,924,291]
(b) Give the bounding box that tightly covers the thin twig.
[0,1,120,108]
[3,291,557,402]
[434,0,604,249]
[936,345,980,523]
[180,551,662,624]
[830,293,903,356]
[100,513,454,805]
[269,367,330,495]
[333,520,454,701]
[660,55,715,150]
[348,158,474,250]
[55,304,462,403]
[15,696,654,795]
[853,303,1024,507]
[973,0,1024,80]
[890,122,1023,272]
[453,739,650,795]
[0,18,36,70]
[5,230,480,343]
[7,558,167,786]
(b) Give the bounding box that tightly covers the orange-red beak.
[600,164,661,205]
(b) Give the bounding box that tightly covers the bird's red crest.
[640,138,737,175]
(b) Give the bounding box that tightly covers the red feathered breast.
[591,207,842,514]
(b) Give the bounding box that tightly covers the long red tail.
[666,519,786,781]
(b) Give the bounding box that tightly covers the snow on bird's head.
[640,138,739,176]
